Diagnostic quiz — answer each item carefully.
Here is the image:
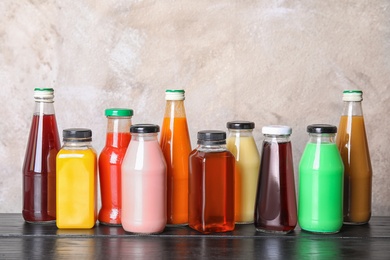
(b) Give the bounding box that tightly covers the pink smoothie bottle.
[121,124,167,234]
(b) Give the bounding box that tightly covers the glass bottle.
[298,124,344,234]
[121,124,167,234]
[22,88,61,223]
[160,89,191,226]
[188,130,235,234]
[56,128,97,229]
[98,108,133,226]
[254,125,297,233]
[226,121,260,224]
[336,90,372,225]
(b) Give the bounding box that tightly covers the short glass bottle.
[56,128,97,229]
[226,121,260,224]
[336,90,372,225]
[254,125,297,234]
[98,108,133,226]
[22,88,61,224]
[298,124,344,234]
[188,130,235,234]
[121,124,167,234]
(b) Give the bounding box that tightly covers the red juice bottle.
[188,130,235,234]
[254,125,297,234]
[22,88,61,223]
[98,108,133,226]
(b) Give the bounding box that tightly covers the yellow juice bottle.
[56,128,97,229]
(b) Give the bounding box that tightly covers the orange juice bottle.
[160,89,191,226]
[336,90,372,225]
[56,128,97,229]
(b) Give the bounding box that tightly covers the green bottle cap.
[105,108,134,117]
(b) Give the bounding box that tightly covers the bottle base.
[255,228,293,234]
[301,229,340,234]
[166,223,188,227]
[98,221,122,227]
[235,221,254,225]
[25,220,56,225]
[343,221,369,225]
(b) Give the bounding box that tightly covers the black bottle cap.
[226,121,255,130]
[130,124,160,133]
[307,124,337,134]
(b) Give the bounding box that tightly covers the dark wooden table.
[0,214,389,259]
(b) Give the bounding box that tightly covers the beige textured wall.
[1,0,389,215]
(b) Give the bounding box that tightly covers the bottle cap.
[262,125,292,135]
[165,89,185,100]
[343,90,363,101]
[63,128,92,142]
[130,124,160,133]
[34,88,54,102]
[105,108,134,117]
[307,124,337,134]
[226,121,255,130]
[197,130,226,145]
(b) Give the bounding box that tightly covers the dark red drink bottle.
[22,88,61,223]
[254,125,297,233]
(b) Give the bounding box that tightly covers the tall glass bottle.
[22,88,61,223]
[98,108,133,226]
[226,121,260,224]
[188,130,235,234]
[122,124,167,234]
[254,125,297,233]
[160,89,191,226]
[336,90,372,225]
[298,124,344,234]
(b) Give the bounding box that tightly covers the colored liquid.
[56,148,97,229]
[121,137,167,234]
[336,115,372,224]
[226,135,260,223]
[98,132,131,225]
[160,117,191,225]
[22,114,60,223]
[188,150,235,234]
[254,141,297,233]
[298,143,344,233]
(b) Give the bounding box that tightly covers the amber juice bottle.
[336,90,372,225]
[188,130,235,234]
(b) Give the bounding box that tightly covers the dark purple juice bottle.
[254,125,297,233]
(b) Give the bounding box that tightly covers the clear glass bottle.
[298,124,344,234]
[226,121,260,224]
[22,88,61,223]
[56,128,97,229]
[188,130,235,234]
[336,90,372,225]
[121,124,167,234]
[254,125,297,233]
[98,108,133,226]
[160,90,191,226]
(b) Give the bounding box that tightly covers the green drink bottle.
[298,124,344,234]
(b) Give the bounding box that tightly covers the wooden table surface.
[0,214,389,259]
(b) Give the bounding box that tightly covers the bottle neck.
[197,143,227,152]
[228,129,254,138]
[131,133,158,142]
[263,134,291,143]
[34,100,55,115]
[342,101,363,116]
[164,100,187,118]
[62,141,92,150]
[308,133,336,144]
